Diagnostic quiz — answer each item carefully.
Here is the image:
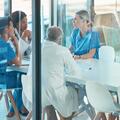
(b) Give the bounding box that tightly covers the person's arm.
[9,35,21,66]
[74,31,100,60]
[21,30,32,43]
[74,49,96,60]
[80,49,96,59]
[64,48,81,77]
[69,28,78,54]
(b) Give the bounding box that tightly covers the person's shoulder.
[91,28,99,34]
[0,38,9,47]
[0,39,11,54]
[71,28,79,39]
[58,45,70,54]
[58,44,67,50]
[0,38,5,43]
[72,28,79,33]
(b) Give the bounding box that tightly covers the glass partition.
[57,0,87,47]
[95,0,120,14]
[0,1,4,16]
[41,0,50,42]
[94,0,120,62]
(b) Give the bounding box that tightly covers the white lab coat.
[42,41,82,117]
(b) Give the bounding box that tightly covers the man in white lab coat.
[42,26,82,120]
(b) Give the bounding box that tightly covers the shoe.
[19,106,29,116]
[6,112,14,117]
[19,110,29,116]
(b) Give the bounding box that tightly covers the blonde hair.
[76,10,89,21]
[76,10,93,27]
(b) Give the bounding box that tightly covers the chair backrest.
[99,45,115,63]
[86,81,118,112]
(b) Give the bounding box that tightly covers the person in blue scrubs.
[0,16,28,117]
[70,10,100,60]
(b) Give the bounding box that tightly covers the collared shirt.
[70,28,100,59]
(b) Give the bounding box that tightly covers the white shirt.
[42,40,82,117]
[14,28,31,57]
[42,41,81,88]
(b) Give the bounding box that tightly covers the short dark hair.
[11,11,27,28]
[0,16,12,35]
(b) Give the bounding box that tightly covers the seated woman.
[70,10,100,60]
[0,16,29,117]
[6,11,31,118]
[11,10,32,58]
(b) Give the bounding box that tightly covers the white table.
[66,59,120,91]
[7,59,29,74]
[66,59,120,119]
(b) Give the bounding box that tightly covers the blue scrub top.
[0,38,20,89]
[70,28,100,59]
[0,38,16,62]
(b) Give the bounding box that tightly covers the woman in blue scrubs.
[0,16,28,118]
[70,10,100,60]
[0,16,28,117]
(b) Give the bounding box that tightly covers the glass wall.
[0,0,33,119]
[94,0,120,28]
[94,0,120,62]
[0,1,5,16]
[41,0,50,42]
[57,0,87,47]
[95,0,120,14]
[12,0,32,30]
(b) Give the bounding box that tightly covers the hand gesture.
[73,55,81,60]
[11,35,19,47]
[21,30,31,42]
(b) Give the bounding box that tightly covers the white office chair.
[99,45,115,63]
[86,81,120,119]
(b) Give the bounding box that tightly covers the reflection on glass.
[0,1,4,16]
[95,0,120,14]
[41,0,50,42]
